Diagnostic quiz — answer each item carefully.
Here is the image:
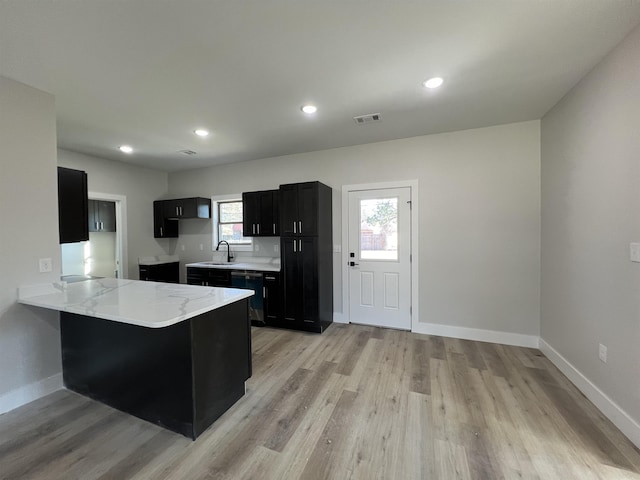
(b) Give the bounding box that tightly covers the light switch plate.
[630,243,640,263]
[333,245,342,253]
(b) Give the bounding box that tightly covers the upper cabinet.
[163,197,211,219]
[153,197,211,239]
[58,167,89,244]
[242,190,279,237]
[279,182,331,237]
[88,200,116,232]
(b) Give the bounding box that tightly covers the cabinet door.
[298,182,319,236]
[58,167,89,244]
[281,237,301,322]
[258,190,276,236]
[242,192,259,236]
[164,200,181,219]
[263,272,281,323]
[98,201,116,232]
[300,237,319,323]
[88,200,99,232]
[154,201,178,238]
[279,184,299,236]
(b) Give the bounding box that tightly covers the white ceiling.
[2,1,640,172]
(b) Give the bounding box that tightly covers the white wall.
[541,25,640,441]
[0,77,62,411]
[169,121,541,338]
[57,149,170,279]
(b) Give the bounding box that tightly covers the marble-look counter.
[138,254,180,266]
[18,278,253,328]
[186,261,280,272]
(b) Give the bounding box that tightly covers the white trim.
[88,192,128,279]
[539,338,640,449]
[0,374,63,415]
[210,194,253,253]
[411,321,540,348]
[341,180,419,331]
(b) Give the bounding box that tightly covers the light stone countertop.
[186,257,280,272]
[18,278,253,328]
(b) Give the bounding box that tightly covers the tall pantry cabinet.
[279,181,333,333]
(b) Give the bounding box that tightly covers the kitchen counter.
[18,278,253,439]
[138,254,180,266]
[186,260,280,272]
[19,278,252,328]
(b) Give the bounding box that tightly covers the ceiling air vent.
[353,113,381,125]
[179,150,197,156]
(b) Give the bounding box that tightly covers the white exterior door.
[348,187,411,330]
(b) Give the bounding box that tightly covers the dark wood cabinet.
[186,267,231,287]
[263,272,281,324]
[58,167,89,244]
[88,200,116,232]
[154,197,211,238]
[154,201,178,238]
[139,262,179,283]
[164,198,211,219]
[242,190,279,236]
[278,181,332,333]
[279,182,322,236]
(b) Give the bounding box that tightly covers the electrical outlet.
[599,344,607,363]
[199,244,203,251]
[181,244,185,251]
[333,245,342,253]
[630,243,640,263]
[39,258,52,273]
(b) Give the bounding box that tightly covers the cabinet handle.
[293,221,296,234]
[299,221,302,234]
[252,224,255,234]
[263,287,266,298]
[95,222,98,230]
[299,239,302,252]
[273,223,276,234]
[257,224,260,234]
[293,240,297,253]
[100,222,104,230]
[160,227,163,236]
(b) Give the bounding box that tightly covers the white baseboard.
[539,338,640,449]
[411,322,540,348]
[0,373,63,415]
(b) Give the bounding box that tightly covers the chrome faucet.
[216,240,233,263]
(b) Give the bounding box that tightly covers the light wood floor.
[1,324,640,479]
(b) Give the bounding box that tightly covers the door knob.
[349,261,359,267]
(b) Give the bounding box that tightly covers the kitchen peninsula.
[18,278,253,439]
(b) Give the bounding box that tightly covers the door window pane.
[360,197,398,260]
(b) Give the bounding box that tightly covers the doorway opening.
[60,192,128,280]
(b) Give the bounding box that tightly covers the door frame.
[341,180,419,332]
[88,191,128,279]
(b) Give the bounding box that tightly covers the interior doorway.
[60,192,128,279]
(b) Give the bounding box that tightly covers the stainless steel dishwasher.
[230,271,264,325]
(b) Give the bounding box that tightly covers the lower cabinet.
[263,272,281,324]
[186,267,231,287]
[280,237,332,333]
[139,262,179,283]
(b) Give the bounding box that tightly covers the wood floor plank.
[1,324,639,479]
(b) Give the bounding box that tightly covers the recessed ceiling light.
[423,77,444,89]
[194,129,209,137]
[119,145,133,154]
[301,105,317,114]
